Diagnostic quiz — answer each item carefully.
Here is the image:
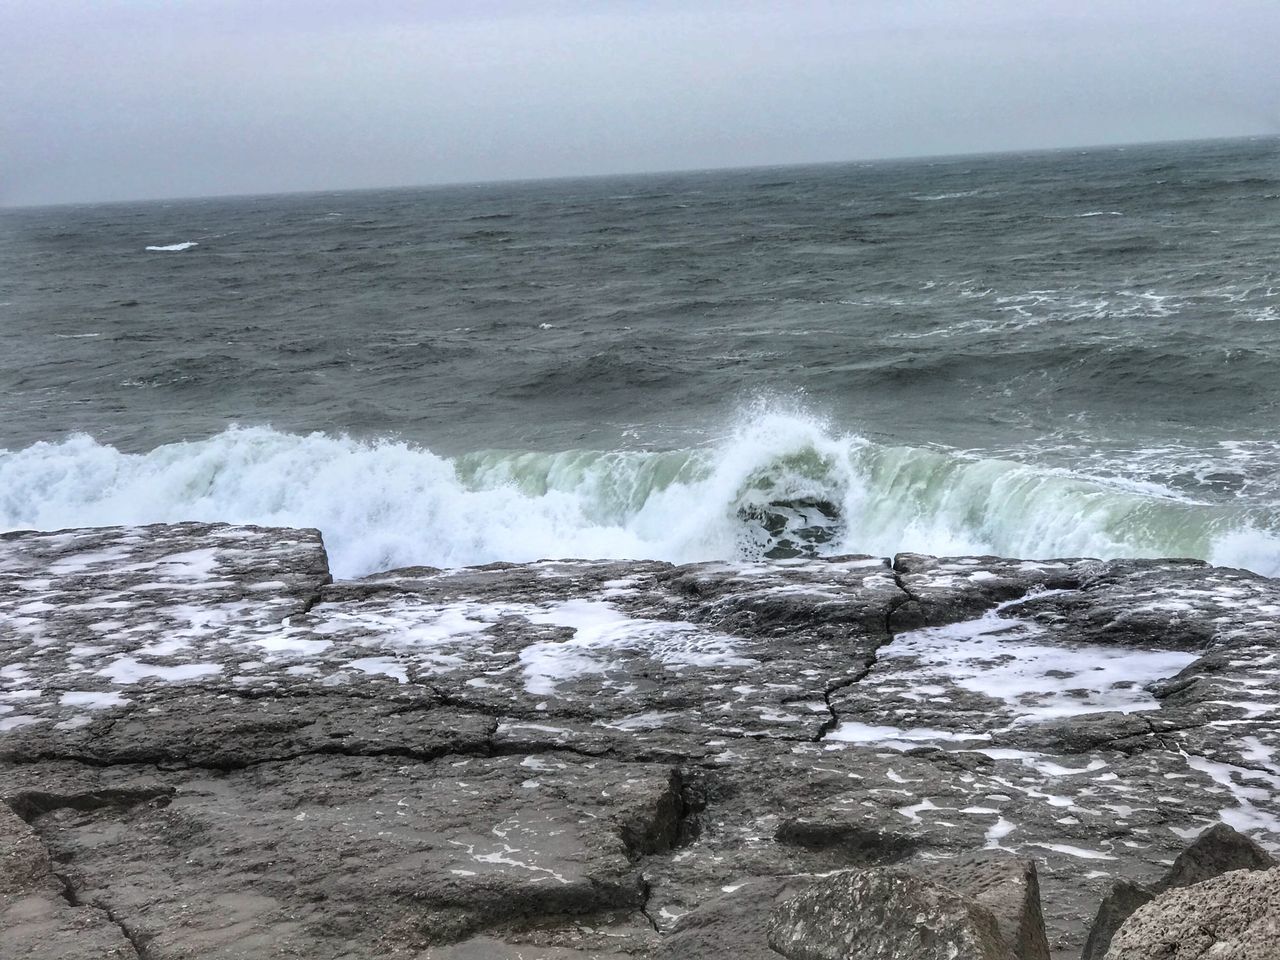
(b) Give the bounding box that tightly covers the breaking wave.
[1,413,1277,579]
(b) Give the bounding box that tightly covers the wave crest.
[1,415,1276,579]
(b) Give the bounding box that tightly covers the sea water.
[2,137,1277,577]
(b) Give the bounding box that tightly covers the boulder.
[915,853,1050,960]
[1103,867,1280,959]
[1082,823,1277,960]
[767,868,1014,960]
[1080,880,1154,960]
[1161,822,1276,888]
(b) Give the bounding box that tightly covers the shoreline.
[2,521,1277,957]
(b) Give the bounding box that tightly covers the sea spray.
[1,413,1277,579]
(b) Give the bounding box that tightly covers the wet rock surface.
[0,802,137,958]
[1,523,1278,958]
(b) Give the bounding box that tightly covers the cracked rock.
[0,802,138,959]
[2,524,1279,957]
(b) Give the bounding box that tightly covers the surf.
[1,413,1276,579]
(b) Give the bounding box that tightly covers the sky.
[2,0,1278,206]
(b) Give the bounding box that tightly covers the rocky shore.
[1,522,1277,958]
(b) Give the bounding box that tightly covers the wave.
[144,242,198,252]
[1,414,1277,579]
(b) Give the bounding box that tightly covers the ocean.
[2,136,1278,579]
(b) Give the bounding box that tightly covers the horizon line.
[4,130,1276,212]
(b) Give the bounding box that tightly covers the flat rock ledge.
[0,522,1278,958]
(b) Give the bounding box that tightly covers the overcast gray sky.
[3,0,1278,206]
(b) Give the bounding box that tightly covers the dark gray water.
[2,137,1278,576]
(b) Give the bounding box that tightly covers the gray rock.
[1160,822,1277,889]
[12,753,681,958]
[0,802,50,896]
[890,553,1092,631]
[1080,880,1154,960]
[753,854,1047,960]
[1082,823,1277,960]
[417,911,658,959]
[768,868,1013,960]
[654,878,804,960]
[914,853,1050,960]
[1103,867,1280,960]
[2,524,1278,957]
[775,820,919,866]
[0,802,137,959]
[420,936,637,959]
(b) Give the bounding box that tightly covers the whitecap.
[912,189,983,201]
[0,411,1276,579]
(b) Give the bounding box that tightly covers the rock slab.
[1,523,1278,958]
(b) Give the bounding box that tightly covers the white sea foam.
[97,657,221,684]
[0,414,1276,579]
[1030,842,1117,860]
[519,599,750,695]
[145,241,198,252]
[882,606,1199,723]
[826,721,987,749]
[59,690,130,710]
[1180,751,1280,839]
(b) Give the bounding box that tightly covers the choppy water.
[2,137,1278,577]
